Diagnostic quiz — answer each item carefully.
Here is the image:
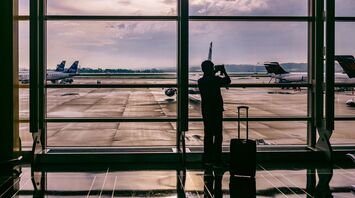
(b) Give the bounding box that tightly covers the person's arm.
[219,67,231,86]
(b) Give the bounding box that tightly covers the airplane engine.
[346,99,355,107]
[164,88,177,97]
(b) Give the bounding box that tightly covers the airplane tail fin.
[208,42,213,61]
[264,62,289,75]
[335,55,355,78]
[55,60,66,72]
[66,61,79,74]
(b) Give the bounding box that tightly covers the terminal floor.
[1,161,355,197]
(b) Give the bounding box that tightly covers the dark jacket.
[198,75,231,115]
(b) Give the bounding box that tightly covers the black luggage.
[229,175,256,198]
[230,106,256,177]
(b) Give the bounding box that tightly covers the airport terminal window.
[46,0,177,16]
[189,0,308,16]
[19,0,355,150]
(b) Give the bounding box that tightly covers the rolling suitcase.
[230,106,256,177]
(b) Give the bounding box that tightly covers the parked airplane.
[264,61,355,84]
[19,60,66,84]
[19,60,79,84]
[335,55,355,107]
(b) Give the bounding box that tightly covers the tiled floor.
[1,162,354,197]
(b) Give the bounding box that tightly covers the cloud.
[47,0,177,16]
[189,0,306,16]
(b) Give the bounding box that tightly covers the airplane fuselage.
[273,72,355,84]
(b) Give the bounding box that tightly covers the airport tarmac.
[19,75,355,147]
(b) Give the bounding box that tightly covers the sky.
[18,0,355,69]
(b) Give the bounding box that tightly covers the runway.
[19,75,355,147]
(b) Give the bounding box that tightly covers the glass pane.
[190,22,308,74]
[46,21,177,84]
[187,121,307,146]
[189,88,308,118]
[47,0,177,16]
[336,0,355,16]
[46,88,177,118]
[331,121,355,144]
[20,123,32,148]
[335,23,355,55]
[19,0,29,16]
[335,88,355,116]
[19,21,29,84]
[189,0,308,16]
[19,88,29,120]
[335,22,355,116]
[47,122,176,147]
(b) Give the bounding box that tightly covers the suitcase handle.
[237,106,249,139]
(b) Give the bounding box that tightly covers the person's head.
[201,60,214,75]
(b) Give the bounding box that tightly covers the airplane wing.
[335,55,355,78]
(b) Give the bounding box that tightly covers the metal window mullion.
[307,0,316,147]
[189,16,312,21]
[39,0,46,150]
[44,117,310,123]
[189,83,311,88]
[335,17,355,22]
[314,0,324,129]
[325,0,335,131]
[45,15,178,21]
[178,0,188,133]
[45,118,178,123]
[30,0,39,133]
[45,84,178,88]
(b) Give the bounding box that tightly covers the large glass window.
[18,0,355,151]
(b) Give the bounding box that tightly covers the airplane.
[19,60,79,84]
[19,60,66,84]
[335,55,355,107]
[265,56,355,106]
[163,42,214,97]
[264,61,355,85]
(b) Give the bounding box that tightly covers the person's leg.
[213,112,223,164]
[203,117,214,164]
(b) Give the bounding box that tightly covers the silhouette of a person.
[198,60,231,165]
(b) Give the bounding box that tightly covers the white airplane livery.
[19,61,79,84]
[265,55,355,107]
[264,60,355,84]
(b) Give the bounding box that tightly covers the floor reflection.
[0,162,354,197]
